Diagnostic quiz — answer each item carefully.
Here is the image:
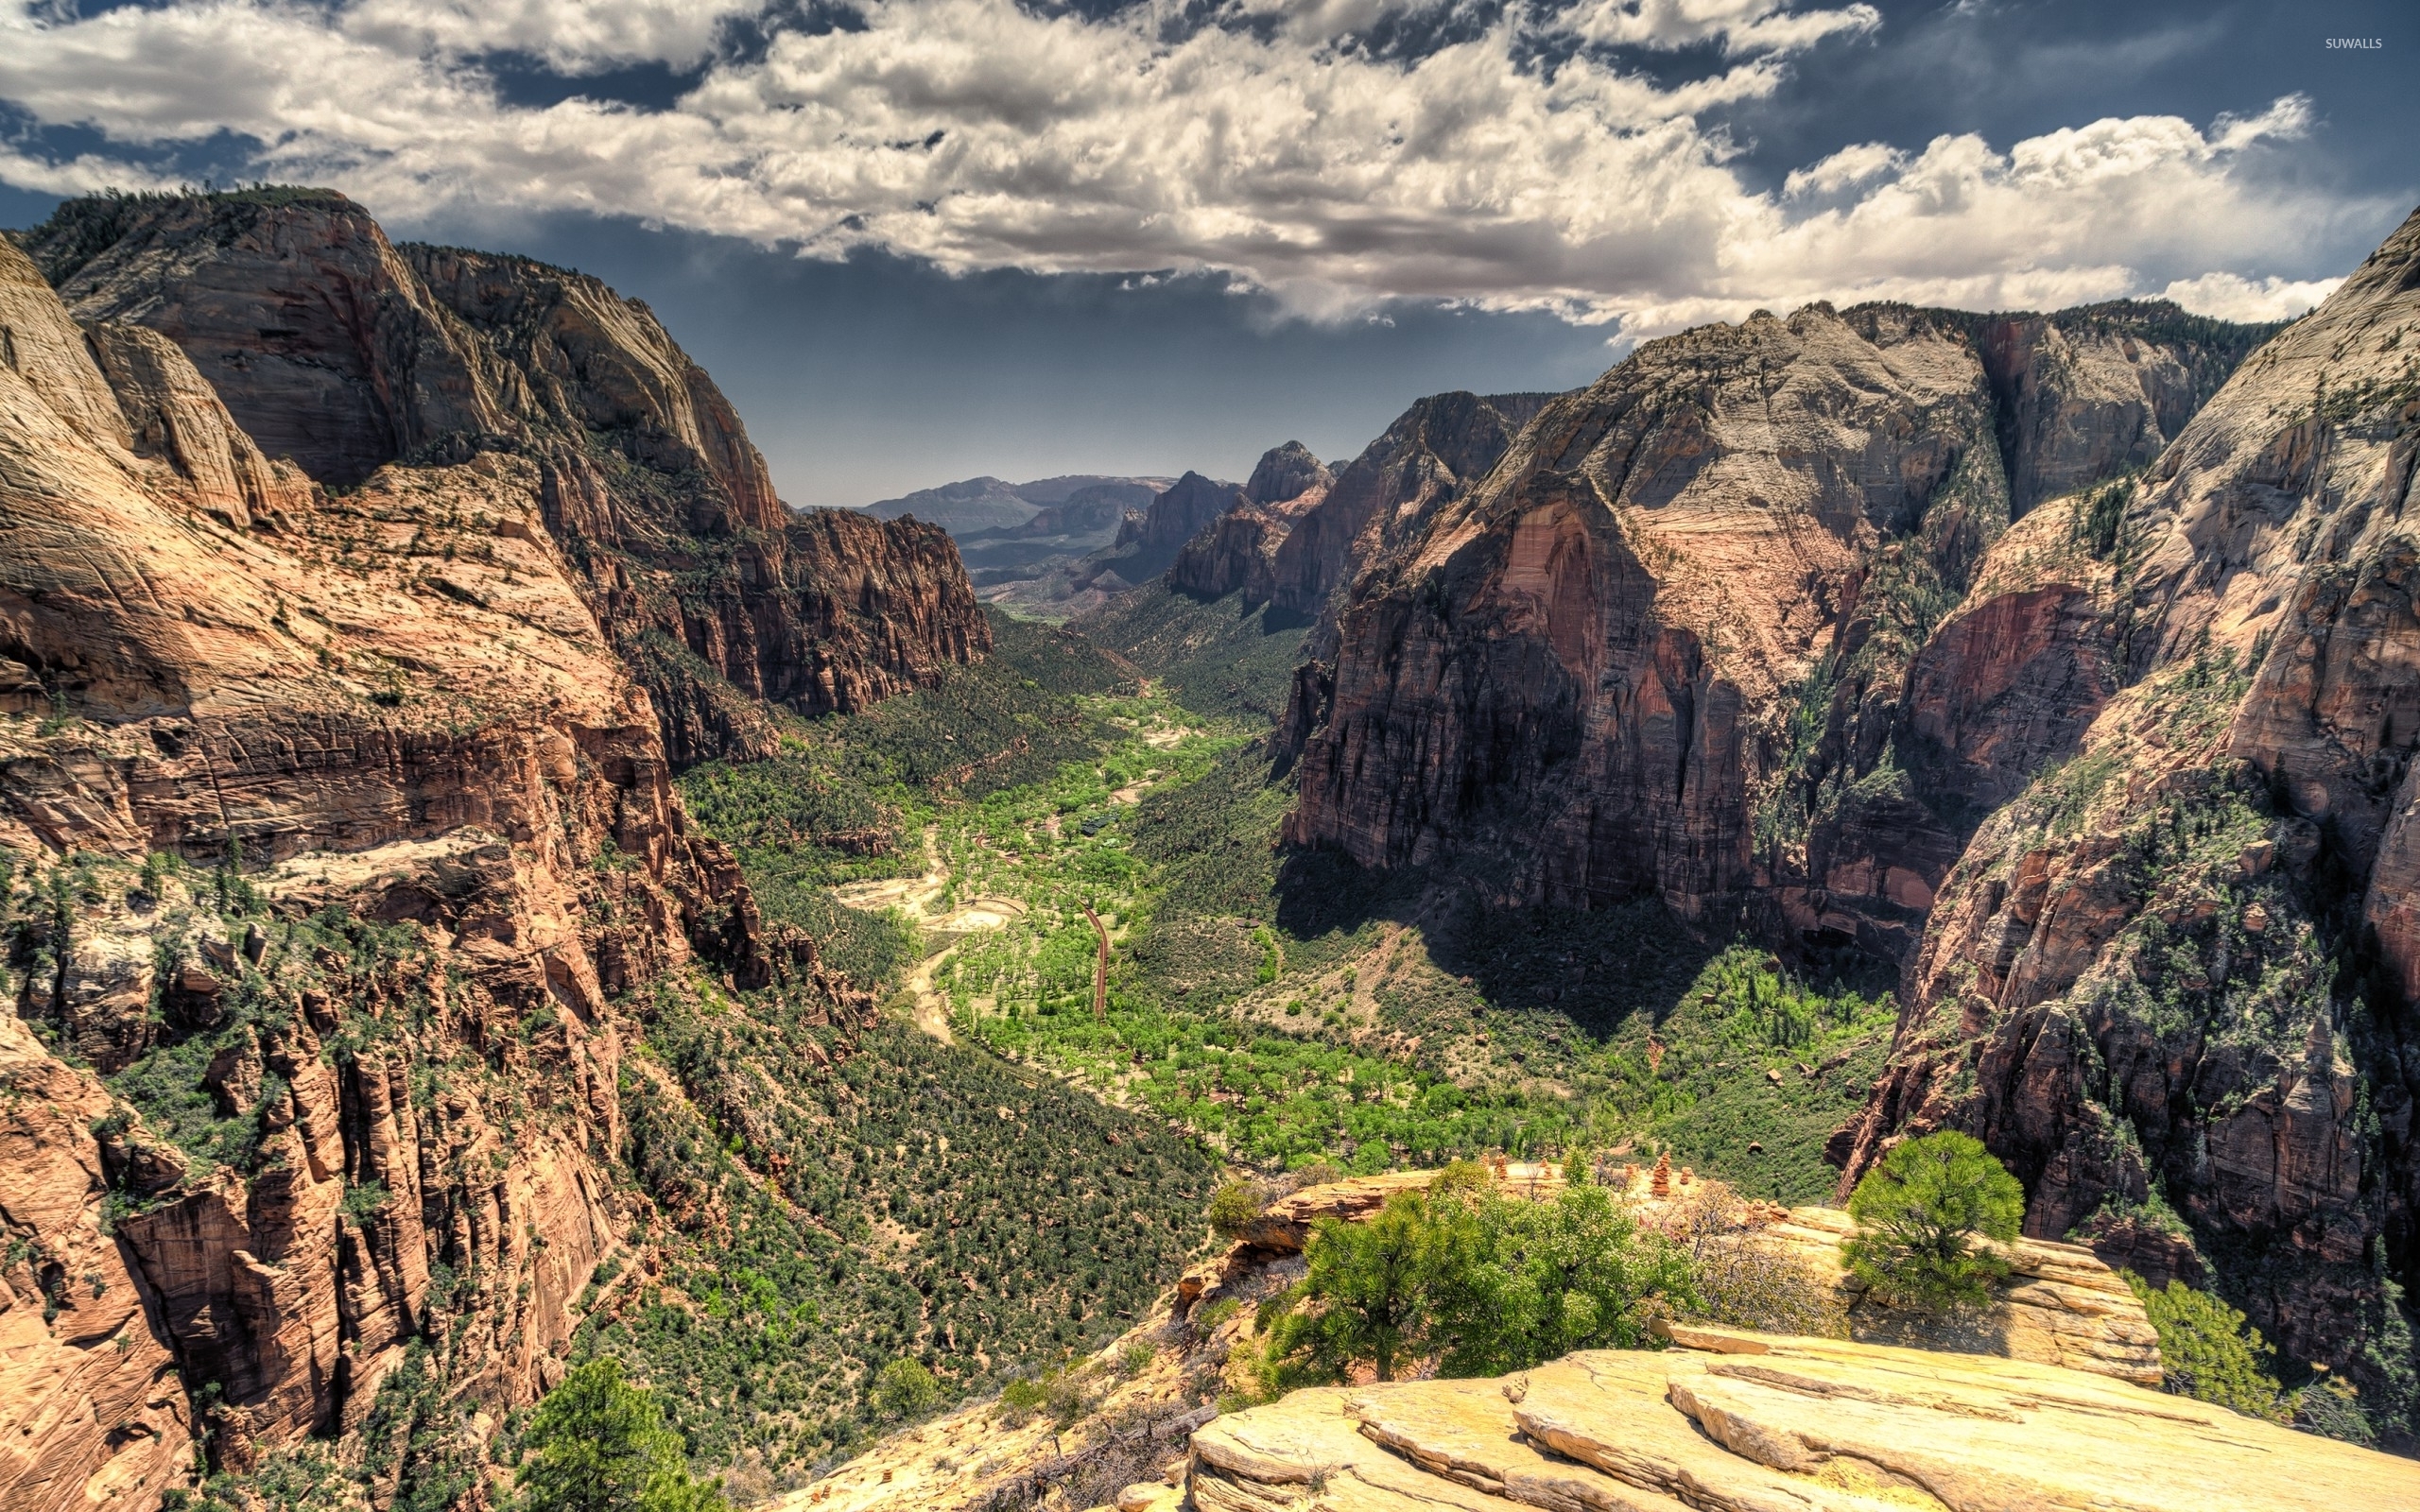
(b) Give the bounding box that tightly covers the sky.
[0,0,2410,507]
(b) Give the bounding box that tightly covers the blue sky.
[0,0,2410,507]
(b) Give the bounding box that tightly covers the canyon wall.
[1284,301,2268,948]
[18,192,988,767]
[0,200,876,1509]
[1832,205,2420,1407]
[1278,215,2419,1417]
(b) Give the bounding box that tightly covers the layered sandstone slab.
[1749,1203,2161,1385]
[1190,1327,2420,1512]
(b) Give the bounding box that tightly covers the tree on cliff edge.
[516,1359,729,1512]
[1842,1131,2025,1313]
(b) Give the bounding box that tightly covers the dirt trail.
[835,827,1033,1045]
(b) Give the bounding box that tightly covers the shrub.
[2123,1273,2288,1422]
[515,1358,727,1512]
[1841,1132,2024,1312]
[1206,1180,1265,1240]
[1258,1180,1696,1387]
[2293,1379,2375,1446]
[1664,1183,1848,1339]
[871,1358,939,1421]
[1191,1298,1242,1340]
[1424,1182,1695,1377]
[997,1376,1049,1423]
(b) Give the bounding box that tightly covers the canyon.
[1249,213,2420,1418]
[9,174,2420,1512]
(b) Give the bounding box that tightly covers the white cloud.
[345,0,759,73]
[1558,0,1877,56]
[0,0,2387,332]
[1782,140,1899,198]
[2158,271,2340,322]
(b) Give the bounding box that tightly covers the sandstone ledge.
[1189,1325,2420,1512]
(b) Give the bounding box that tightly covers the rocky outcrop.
[1167,442,1335,601]
[0,1013,195,1512]
[1746,1204,2160,1384]
[17,191,988,765]
[1267,391,1553,624]
[1283,299,2273,955]
[1286,302,2015,923]
[1977,301,2274,515]
[1091,471,1247,588]
[1189,1326,2420,1512]
[1833,205,2420,1418]
[0,210,872,1507]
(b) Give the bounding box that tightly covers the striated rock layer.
[1834,205,2420,1409]
[0,206,872,1510]
[1284,300,2266,958]
[17,191,988,766]
[1189,1326,2420,1512]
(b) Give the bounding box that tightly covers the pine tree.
[1841,1131,2025,1312]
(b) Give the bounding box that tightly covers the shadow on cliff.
[1275,844,1901,1040]
[1273,847,1716,1036]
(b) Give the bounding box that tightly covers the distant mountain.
[862,472,1173,538]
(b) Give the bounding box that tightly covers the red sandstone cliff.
[1166,441,1335,600]
[1831,205,2420,1409]
[1284,301,2267,950]
[1273,266,2413,1400]
[0,208,872,1510]
[18,192,988,767]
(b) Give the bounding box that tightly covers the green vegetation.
[678,610,1129,989]
[1261,1191,1439,1384]
[2124,1272,2289,1422]
[1255,1171,1696,1388]
[515,1359,730,1512]
[1841,1132,2025,1312]
[930,730,1891,1183]
[593,1011,1214,1468]
[869,1359,940,1421]
[1078,583,1310,724]
[1206,1179,1265,1239]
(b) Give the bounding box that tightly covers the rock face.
[1283,303,2266,952]
[1287,302,2010,924]
[1979,302,2263,515]
[1269,269,2420,1408]
[1098,471,1249,585]
[0,200,875,1508]
[0,1013,195,1512]
[1167,442,1335,601]
[1833,205,2420,1412]
[1189,1326,2420,1512]
[1285,301,2268,942]
[17,191,989,766]
[1267,391,1555,624]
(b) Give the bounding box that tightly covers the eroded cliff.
[1834,204,2420,1418]
[17,191,988,767]
[0,206,872,1510]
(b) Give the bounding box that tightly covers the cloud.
[2158,271,2340,322]
[0,0,2388,332]
[345,0,758,73]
